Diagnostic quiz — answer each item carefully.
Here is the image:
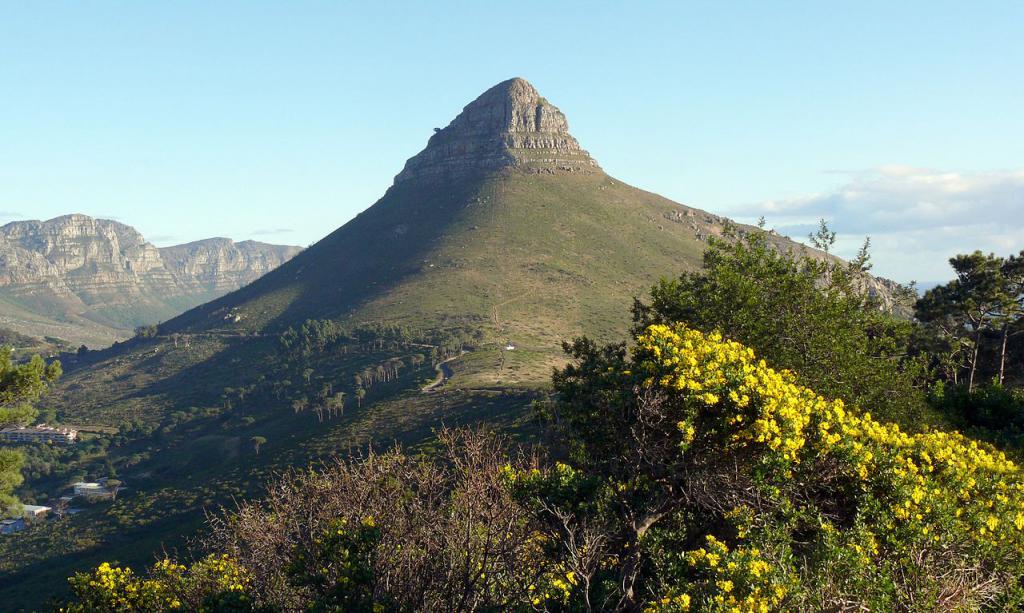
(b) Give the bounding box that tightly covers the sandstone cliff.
[159,238,302,294]
[393,77,600,184]
[0,214,301,347]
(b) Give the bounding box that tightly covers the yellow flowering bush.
[63,562,169,612]
[644,535,789,613]
[64,555,254,612]
[631,324,1024,609]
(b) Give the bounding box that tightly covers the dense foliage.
[64,556,256,612]
[916,250,1024,390]
[62,323,1024,610]
[36,229,1024,611]
[0,348,61,510]
[530,324,1024,610]
[64,430,559,612]
[633,225,936,430]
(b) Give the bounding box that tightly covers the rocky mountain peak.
[393,77,600,184]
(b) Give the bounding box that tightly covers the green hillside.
[168,169,732,386]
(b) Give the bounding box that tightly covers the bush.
[539,324,1024,610]
[200,429,548,611]
[65,556,259,612]
[633,227,938,431]
[930,380,1024,431]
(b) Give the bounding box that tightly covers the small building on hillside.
[22,505,51,522]
[72,482,111,499]
[0,424,78,444]
[0,519,25,535]
[505,342,517,351]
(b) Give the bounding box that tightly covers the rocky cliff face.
[393,77,600,184]
[0,214,301,346]
[0,215,174,302]
[159,238,302,294]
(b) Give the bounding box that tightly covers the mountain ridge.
[0,214,302,347]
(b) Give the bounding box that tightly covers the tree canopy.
[917,250,1024,390]
[0,348,61,511]
[633,225,936,430]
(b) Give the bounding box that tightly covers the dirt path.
[490,292,532,333]
[421,351,465,392]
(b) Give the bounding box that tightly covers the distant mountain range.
[0,214,301,348]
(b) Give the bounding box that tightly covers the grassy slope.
[0,291,125,349]
[169,170,715,385]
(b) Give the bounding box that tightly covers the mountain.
[0,78,902,608]
[166,77,900,385]
[163,78,778,384]
[0,214,302,348]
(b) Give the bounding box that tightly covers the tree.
[998,251,1024,385]
[250,436,267,456]
[103,458,118,479]
[633,224,934,429]
[355,387,366,408]
[1,349,61,511]
[133,325,158,339]
[53,496,69,520]
[325,392,346,419]
[917,251,1019,390]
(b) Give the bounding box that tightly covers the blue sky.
[2,1,1022,283]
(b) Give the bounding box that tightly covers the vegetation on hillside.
[633,222,935,430]
[56,231,1024,611]
[915,250,1023,387]
[60,322,1024,611]
[0,349,61,510]
[914,249,1024,449]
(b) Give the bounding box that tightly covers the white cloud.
[729,167,1024,284]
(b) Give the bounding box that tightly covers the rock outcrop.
[160,238,302,294]
[394,77,600,184]
[0,214,301,346]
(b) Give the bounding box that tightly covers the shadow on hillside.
[163,171,500,336]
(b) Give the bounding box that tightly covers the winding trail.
[421,351,465,392]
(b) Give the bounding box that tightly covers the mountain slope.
[166,78,771,385]
[0,215,301,348]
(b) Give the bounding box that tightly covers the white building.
[72,482,110,498]
[0,424,77,444]
[22,505,51,521]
